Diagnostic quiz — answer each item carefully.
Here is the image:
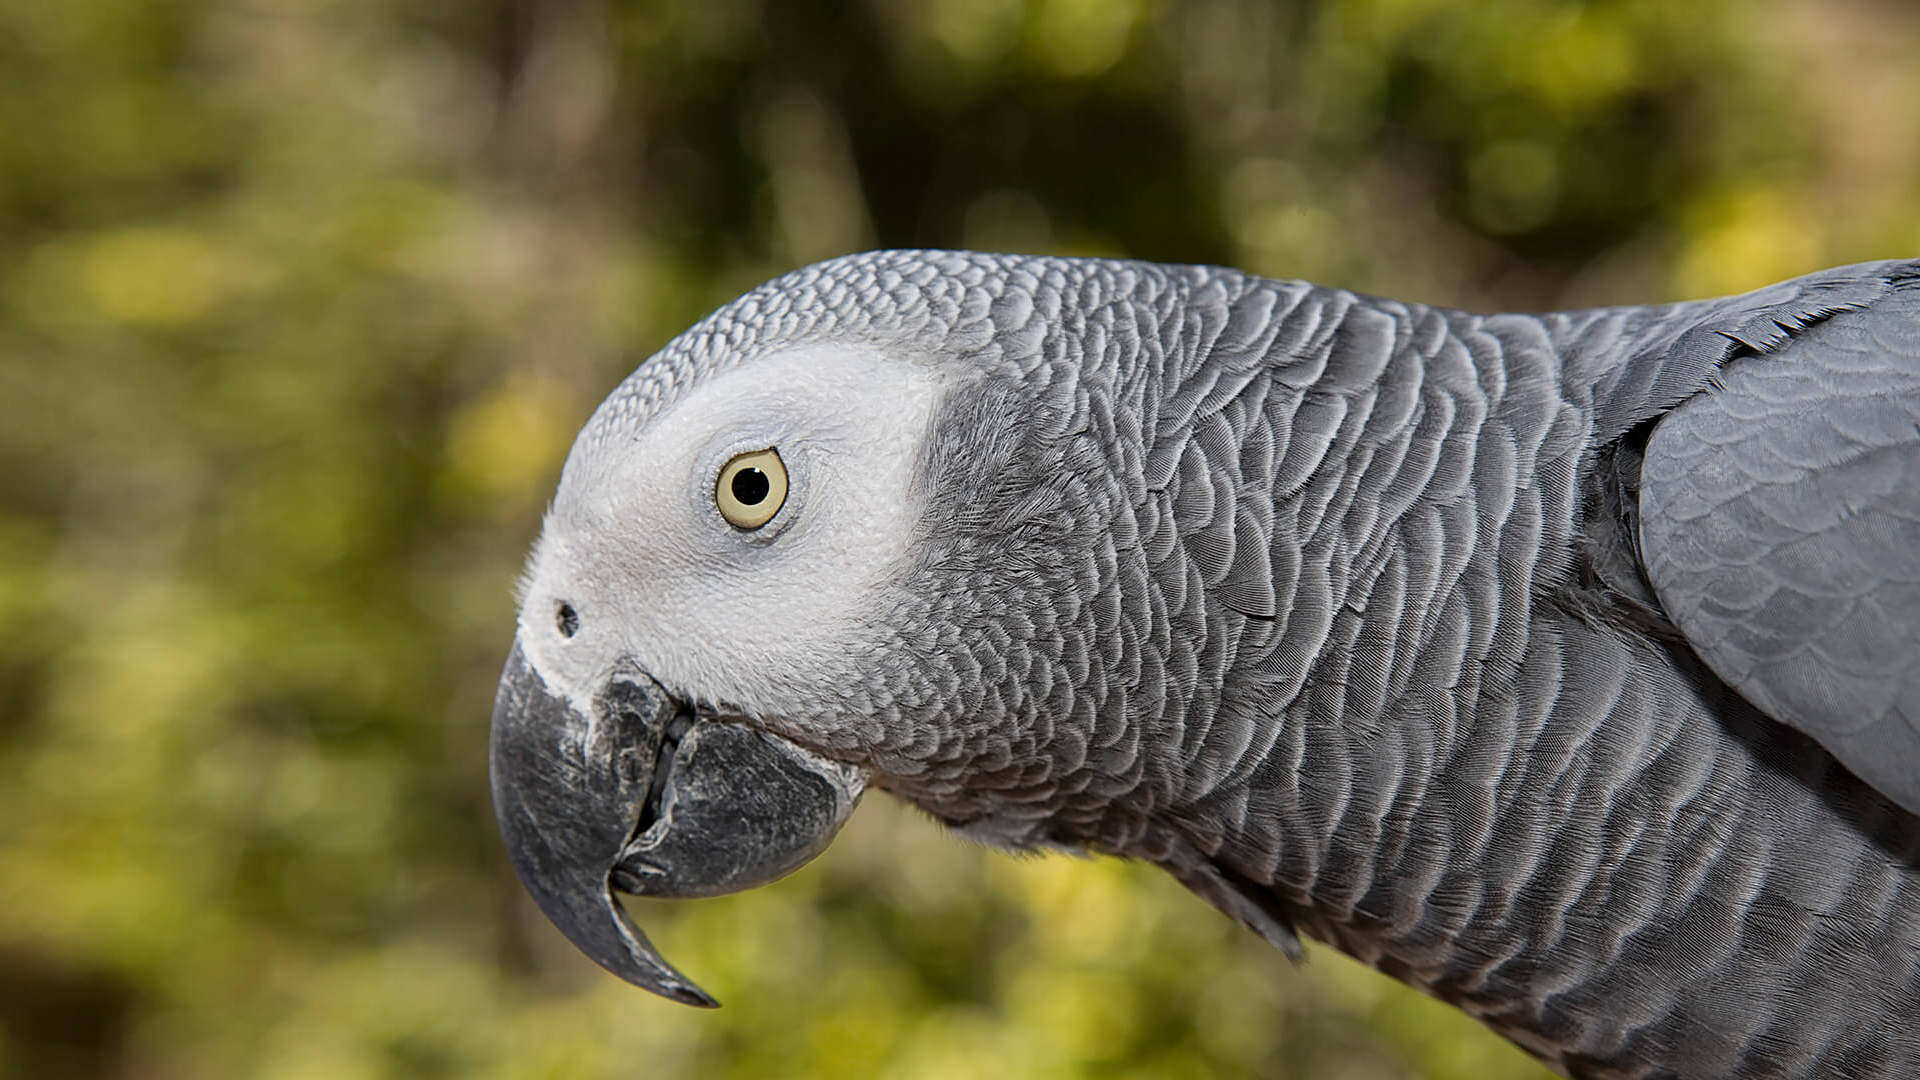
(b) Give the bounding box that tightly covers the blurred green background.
[4,0,1918,1077]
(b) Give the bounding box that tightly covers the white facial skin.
[514,345,947,745]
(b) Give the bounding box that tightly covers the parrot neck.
[854,274,1920,1078]
[1182,603,1920,1076]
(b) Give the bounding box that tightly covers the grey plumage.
[492,251,1920,1079]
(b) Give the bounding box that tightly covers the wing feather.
[1638,271,1920,813]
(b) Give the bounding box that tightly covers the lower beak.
[487,638,865,1006]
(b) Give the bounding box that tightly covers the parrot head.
[490,252,1127,1004]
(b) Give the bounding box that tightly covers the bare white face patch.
[514,344,947,737]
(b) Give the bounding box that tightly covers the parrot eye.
[556,602,579,638]
[715,448,788,530]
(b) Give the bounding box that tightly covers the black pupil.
[730,467,770,506]
[556,603,579,638]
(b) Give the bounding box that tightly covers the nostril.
[557,602,580,638]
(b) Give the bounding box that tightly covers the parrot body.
[490,252,1920,1079]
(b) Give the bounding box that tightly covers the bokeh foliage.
[3,0,1918,1076]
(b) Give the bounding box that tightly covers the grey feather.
[524,251,1920,1079]
[1636,268,1920,816]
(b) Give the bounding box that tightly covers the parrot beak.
[487,638,866,1006]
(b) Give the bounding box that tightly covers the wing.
[1638,270,1920,814]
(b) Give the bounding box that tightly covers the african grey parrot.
[489,250,1920,1079]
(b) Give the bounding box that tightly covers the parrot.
[488,250,1920,1079]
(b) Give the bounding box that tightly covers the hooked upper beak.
[487,639,866,1006]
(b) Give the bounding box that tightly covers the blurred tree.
[2,0,1917,1077]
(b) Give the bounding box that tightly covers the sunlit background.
[4,0,1919,1077]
